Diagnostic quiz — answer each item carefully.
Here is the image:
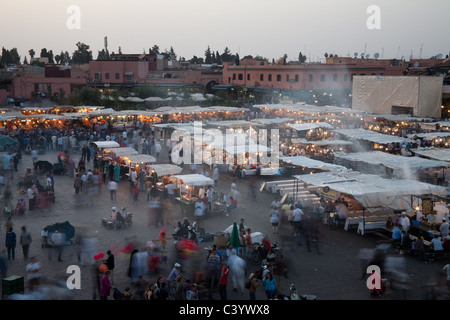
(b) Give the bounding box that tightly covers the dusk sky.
[1,0,449,63]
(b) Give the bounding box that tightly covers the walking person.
[108,179,118,202]
[25,256,41,291]
[270,205,280,234]
[100,270,114,300]
[247,270,261,300]
[5,227,16,260]
[27,186,35,211]
[104,250,115,282]
[262,271,277,300]
[219,262,229,300]
[19,226,32,260]
[74,173,82,194]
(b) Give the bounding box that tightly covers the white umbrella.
[125,97,145,103]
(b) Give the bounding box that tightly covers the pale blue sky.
[1,0,449,62]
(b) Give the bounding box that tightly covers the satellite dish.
[361,53,365,58]
[365,54,370,59]
[414,62,419,67]
[374,53,380,59]
[354,52,358,57]
[437,53,443,59]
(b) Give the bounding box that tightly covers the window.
[228,77,231,83]
[344,74,348,81]
[247,74,250,81]
[309,74,313,82]
[105,73,109,80]
[321,74,326,82]
[333,74,338,82]
[295,75,299,82]
[232,74,236,80]
[238,74,243,80]
[268,74,272,81]
[260,74,264,81]
[286,74,290,82]
[276,74,281,82]
[94,73,101,80]
[115,73,120,80]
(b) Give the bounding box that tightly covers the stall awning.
[92,141,120,149]
[289,122,334,131]
[333,128,414,145]
[294,171,446,211]
[108,147,138,157]
[123,154,156,164]
[279,155,348,172]
[173,174,214,186]
[148,164,183,176]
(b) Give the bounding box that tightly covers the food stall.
[122,154,156,173]
[102,147,139,179]
[408,194,447,241]
[147,164,183,198]
[172,174,214,215]
[91,141,120,163]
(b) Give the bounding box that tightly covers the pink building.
[11,65,89,100]
[221,57,415,92]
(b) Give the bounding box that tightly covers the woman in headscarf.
[114,163,121,182]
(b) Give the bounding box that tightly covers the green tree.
[205,46,212,64]
[72,42,93,64]
[132,85,168,99]
[23,56,28,65]
[149,45,160,54]
[324,52,329,58]
[40,48,54,62]
[215,51,222,64]
[96,49,108,61]
[29,49,35,59]
[255,55,269,65]
[221,47,232,62]
[9,48,21,64]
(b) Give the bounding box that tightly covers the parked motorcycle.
[101,207,133,230]
[289,283,317,300]
[251,242,283,265]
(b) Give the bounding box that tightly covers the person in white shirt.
[155,142,161,158]
[108,180,118,202]
[291,204,304,242]
[271,198,281,210]
[26,256,41,290]
[398,212,411,231]
[440,219,449,238]
[167,181,174,201]
[431,234,443,252]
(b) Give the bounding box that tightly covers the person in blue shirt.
[392,225,403,247]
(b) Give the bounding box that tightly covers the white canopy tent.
[334,151,449,179]
[147,164,183,176]
[251,118,295,125]
[294,171,446,211]
[290,138,353,146]
[289,122,334,131]
[410,148,450,162]
[173,174,214,186]
[279,155,349,172]
[121,154,156,165]
[333,128,414,145]
[91,141,120,149]
[109,147,139,158]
